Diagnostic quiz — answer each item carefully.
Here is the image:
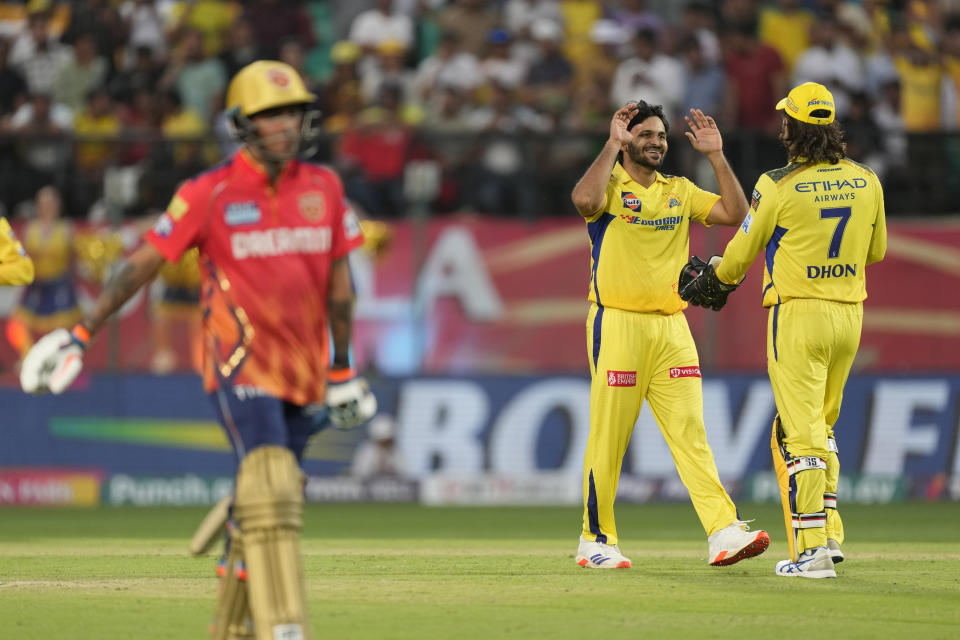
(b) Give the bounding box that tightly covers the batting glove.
[325,367,377,430]
[20,324,90,394]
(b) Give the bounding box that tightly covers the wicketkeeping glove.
[20,324,90,394]
[325,368,377,430]
[678,255,741,311]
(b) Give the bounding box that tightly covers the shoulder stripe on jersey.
[764,162,804,184]
[763,225,789,303]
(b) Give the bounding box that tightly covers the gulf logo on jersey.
[607,370,637,387]
[621,192,642,212]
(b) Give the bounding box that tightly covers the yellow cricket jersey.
[716,159,886,307]
[0,216,34,286]
[583,163,720,314]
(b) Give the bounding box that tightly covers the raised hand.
[684,108,723,155]
[610,102,639,147]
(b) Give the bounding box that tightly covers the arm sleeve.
[143,179,211,263]
[866,181,887,265]
[715,174,779,285]
[328,171,365,260]
[0,217,34,286]
[687,180,722,226]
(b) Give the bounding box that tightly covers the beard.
[625,141,665,169]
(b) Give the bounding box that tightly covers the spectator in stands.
[338,84,414,217]
[349,0,415,53]
[6,93,73,208]
[678,1,721,65]
[504,0,563,38]
[758,0,814,73]
[942,16,960,130]
[159,29,227,125]
[219,19,261,80]
[243,0,314,59]
[279,37,320,95]
[167,0,238,58]
[605,0,666,39]
[120,0,168,58]
[722,20,785,132]
[53,33,108,113]
[72,87,121,214]
[893,30,942,133]
[575,20,627,92]
[843,91,886,177]
[0,39,28,117]
[437,0,500,58]
[610,28,684,121]
[9,9,71,95]
[413,31,482,104]
[525,19,574,116]
[110,46,161,105]
[792,18,865,119]
[360,39,417,109]
[479,29,528,91]
[321,41,363,131]
[464,82,547,214]
[682,36,726,120]
[117,86,159,165]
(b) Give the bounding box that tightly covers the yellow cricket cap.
[775,82,836,125]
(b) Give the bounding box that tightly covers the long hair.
[782,118,846,164]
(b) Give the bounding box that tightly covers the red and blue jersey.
[144,150,364,405]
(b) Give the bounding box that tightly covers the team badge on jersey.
[750,189,762,211]
[225,202,262,226]
[666,192,682,208]
[620,192,642,212]
[607,370,637,387]
[298,192,327,222]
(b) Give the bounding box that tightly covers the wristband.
[70,324,91,349]
[328,367,356,383]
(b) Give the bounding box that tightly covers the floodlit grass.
[0,503,958,639]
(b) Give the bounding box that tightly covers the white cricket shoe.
[775,545,836,578]
[827,538,844,564]
[707,521,770,566]
[576,535,632,569]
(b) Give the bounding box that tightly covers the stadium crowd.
[0,0,959,220]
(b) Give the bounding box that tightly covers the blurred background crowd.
[1,0,960,224]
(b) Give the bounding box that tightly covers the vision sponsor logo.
[607,370,637,387]
[807,264,857,279]
[225,201,262,226]
[750,188,762,211]
[621,192,642,212]
[231,227,331,259]
[795,178,867,193]
[620,214,682,231]
[669,366,701,378]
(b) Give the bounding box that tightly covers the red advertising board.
[0,218,956,376]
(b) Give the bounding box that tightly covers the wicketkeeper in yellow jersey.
[680,82,887,578]
[570,100,770,569]
[0,217,34,286]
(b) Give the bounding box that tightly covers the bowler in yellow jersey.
[570,100,770,569]
[685,83,887,578]
[0,217,34,286]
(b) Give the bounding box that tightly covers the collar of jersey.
[613,162,668,188]
[236,148,295,186]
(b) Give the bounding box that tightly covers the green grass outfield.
[1,502,958,639]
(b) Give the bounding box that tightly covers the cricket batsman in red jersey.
[20,60,376,639]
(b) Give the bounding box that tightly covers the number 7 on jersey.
[820,206,851,259]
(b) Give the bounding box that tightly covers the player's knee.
[233,445,304,532]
